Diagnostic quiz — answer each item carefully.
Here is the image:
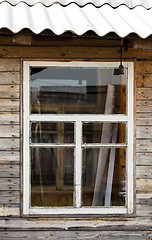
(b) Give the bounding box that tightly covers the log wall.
[0,35,151,239]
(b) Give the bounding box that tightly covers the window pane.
[82,148,126,207]
[30,68,127,114]
[31,147,74,207]
[83,122,126,143]
[31,122,74,144]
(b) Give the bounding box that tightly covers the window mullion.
[75,120,82,208]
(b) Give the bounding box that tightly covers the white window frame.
[23,61,134,216]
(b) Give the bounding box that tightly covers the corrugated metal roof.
[0,0,152,8]
[0,1,152,38]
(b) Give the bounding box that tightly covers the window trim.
[23,61,134,215]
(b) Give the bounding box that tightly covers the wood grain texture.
[0,85,19,99]
[136,166,152,179]
[0,113,19,124]
[0,99,19,112]
[0,191,20,205]
[136,153,152,166]
[0,164,19,178]
[136,139,152,152]
[0,178,19,190]
[136,101,152,113]
[0,45,152,60]
[0,72,20,85]
[0,151,19,163]
[0,206,20,217]
[136,125,152,138]
[0,138,19,151]
[136,113,152,125]
[0,230,151,240]
[0,125,19,138]
[136,179,152,192]
[0,59,20,72]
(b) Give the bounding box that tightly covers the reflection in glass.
[83,122,126,143]
[31,147,74,207]
[82,148,126,207]
[31,122,74,144]
[30,68,127,114]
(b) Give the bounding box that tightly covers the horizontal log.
[136,139,152,152]
[0,151,19,163]
[0,85,19,99]
[136,88,152,100]
[0,113,19,124]
[0,218,151,231]
[0,138,19,151]
[0,206,19,217]
[0,45,152,60]
[0,164,19,178]
[0,72,19,85]
[0,230,150,240]
[136,153,152,165]
[136,101,152,113]
[136,166,152,179]
[0,125,19,138]
[0,59,20,72]
[0,191,20,205]
[136,179,152,192]
[0,99,19,112]
[0,178,19,190]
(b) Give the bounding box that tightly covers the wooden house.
[0,0,151,239]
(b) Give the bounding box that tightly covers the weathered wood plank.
[1,125,20,139]
[136,125,152,138]
[0,59,20,72]
[136,153,152,165]
[136,179,152,192]
[0,125,19,138]
[0,191,20,205]
[136,101,152,113]
[0,164,19,178]
[0,178,19,190]
[0,99,19,112]
[136,88,152,100]
[0,113,19,124]
[136,139,152,152]
[136,75,152,88]
[136,113,152,125]
[136,193,152,205]
[0,138,19,151]
[0,72,20,85]
[0,206,19,217]
[136,205,152,217]
[1,45,152,60]
[0,85,19,99]
[135,61,152,73]
[0,218,151,230]
[0,151,19,163]
[0,230,150,240]
[136,166,152,179]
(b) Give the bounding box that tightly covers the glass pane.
[83,122,126,143]
[31,147,74,207]
[31,122,74,143]
[82,148,126,207]
[30,68,127,114]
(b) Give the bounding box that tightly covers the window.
[23,61,134,215]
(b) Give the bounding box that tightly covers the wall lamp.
[114,39,124,75]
